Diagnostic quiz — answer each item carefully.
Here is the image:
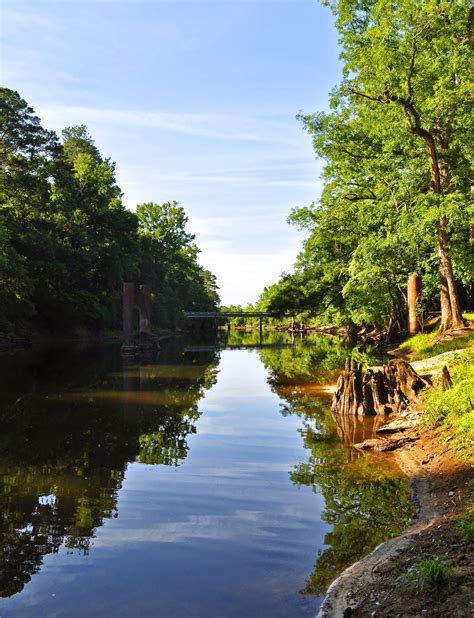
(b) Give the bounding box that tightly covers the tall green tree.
[266,1,472,334]
[136,202,219,327]
[0,88,62,326]
[322,0,472,333]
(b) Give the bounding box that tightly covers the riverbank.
[319,413,472,616]
[318,345,473,617]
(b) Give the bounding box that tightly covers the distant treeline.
[258,1,473,336]
[0,89,219,333]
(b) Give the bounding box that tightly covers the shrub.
[406,557,452,589]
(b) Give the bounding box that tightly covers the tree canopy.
[261,0,473,334]
[0,88,219,333]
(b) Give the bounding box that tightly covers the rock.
[353,436,414,452]
[354,438,388,450]
[376,419,418,434]
[449,491,454,497]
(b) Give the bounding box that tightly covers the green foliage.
[261,0,473,331]
[137,201,219,328]
[399,324,474,361]
[406,557,452,589]
[0,89,218,332]
[457,506,474,541]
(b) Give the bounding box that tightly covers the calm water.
[0,333,413,617]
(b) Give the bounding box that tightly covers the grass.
[457,506,474,541]
[456,479,474,541]
[398,311,474,361]
[406,556,452,589]
[423,349,474,462]
[399,328,474,361]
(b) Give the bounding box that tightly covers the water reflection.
[258,342,414,598]
[0,334,413,616]
[258,331,378,386]
[0,343,219,598]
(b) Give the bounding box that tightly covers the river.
[0,332,413,617]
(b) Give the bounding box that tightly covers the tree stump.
[441,365,453,391]
[332,358,427,417]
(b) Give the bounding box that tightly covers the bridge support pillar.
[123,282,135,344]
[138,284,152,336]
[122,282,136,352]
[407,273,422,335]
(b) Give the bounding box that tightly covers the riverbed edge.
[316,415,472,617]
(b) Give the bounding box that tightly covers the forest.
[2,2,473,341]
[258,0,473,336]
[0,88,219,334]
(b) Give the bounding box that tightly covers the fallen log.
[332,358,427,417]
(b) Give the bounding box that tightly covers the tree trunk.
[437,215,466,335]
[423,138,466,336]
[332,358,427,417]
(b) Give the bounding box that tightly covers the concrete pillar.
[123,282,135,345]
[138,284,152,336]
[407,273,422,335]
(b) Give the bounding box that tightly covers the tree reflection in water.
[258,338,414,597]
[0,343,219,598]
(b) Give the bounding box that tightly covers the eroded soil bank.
[318,389,473,617]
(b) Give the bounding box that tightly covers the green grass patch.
[456,479,474,541]
[457,506,474,541]
[406,556,452,589]
[399,327,474,361]
[424,350,474,462]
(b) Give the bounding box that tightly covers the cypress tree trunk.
[437,215,466,334]
[423,138,466,336]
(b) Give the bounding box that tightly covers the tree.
[136,201,195,254]
[265,2,472,334]
[314,0,472,334]
[136,201,219,327]
[0,89,62,326]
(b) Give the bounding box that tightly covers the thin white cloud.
[1,5,58,34]
[166,172,318,188]
[38,105,265,142]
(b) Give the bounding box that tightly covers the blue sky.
[1,0,341,305]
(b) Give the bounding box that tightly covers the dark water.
[0,333,413,617]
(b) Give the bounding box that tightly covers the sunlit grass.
[399,318,474,361]
[423,349,474,463]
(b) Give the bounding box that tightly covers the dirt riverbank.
[318,358,473,617]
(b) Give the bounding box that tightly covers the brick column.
[123,282,135,345]
[138,284,152,336]
[407,274,422,335]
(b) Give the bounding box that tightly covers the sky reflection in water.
[0,334,412,617]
